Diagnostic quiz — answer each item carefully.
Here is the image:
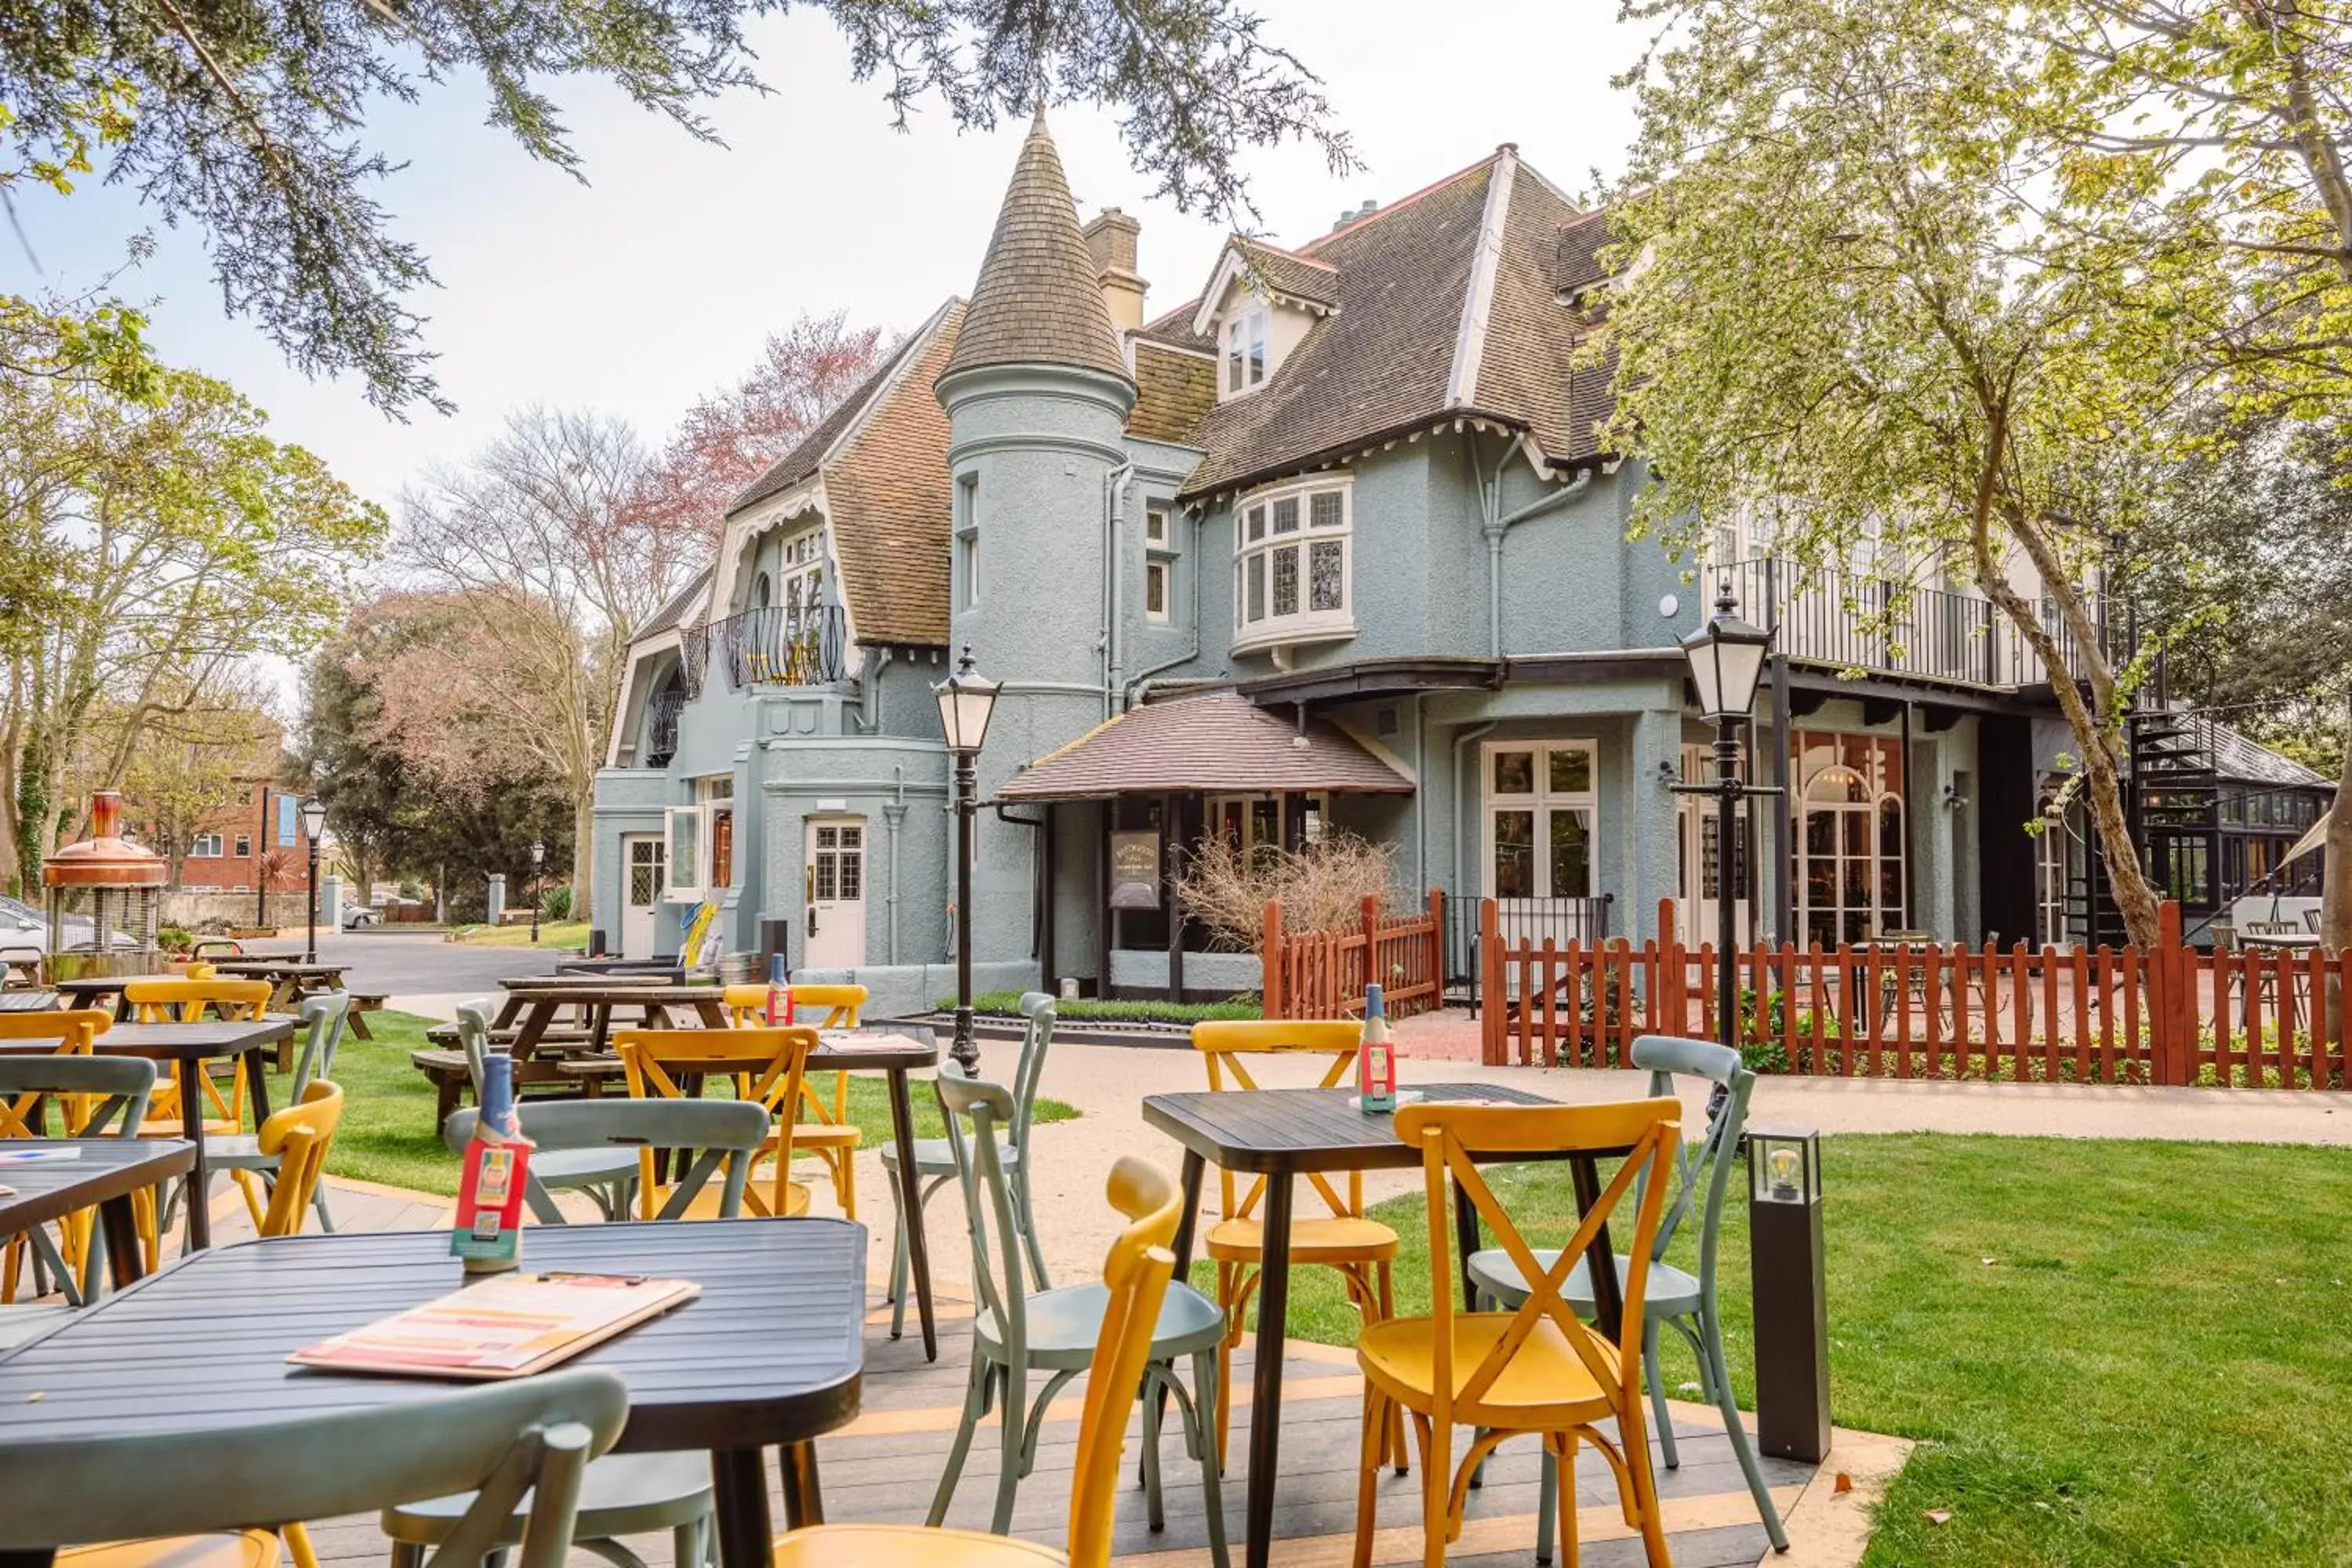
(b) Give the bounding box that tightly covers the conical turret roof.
[940,111,1133,388]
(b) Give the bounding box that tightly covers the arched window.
[1795,762,1904,945]
[752,572,772,609]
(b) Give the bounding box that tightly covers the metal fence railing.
[1443,892,1613,1015]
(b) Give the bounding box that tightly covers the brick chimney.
[1080,208,1147,336]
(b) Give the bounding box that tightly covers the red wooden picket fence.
[1481,898,2352,1091]
[1261,891,1446,1021]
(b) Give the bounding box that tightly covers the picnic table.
[0,992,58,1014]
[48,973,176,1018]
[492,982,731,1056]
[0,1016,296,1251]
[0,1139,193,1292]
[0,1218,868,1568]
[1142,1081,1621,1568]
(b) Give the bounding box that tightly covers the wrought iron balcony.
[643,688,686,768]
[686,603,848,691]
[1719,558,2105,689]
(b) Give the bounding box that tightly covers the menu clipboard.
[289,1272,699,1380]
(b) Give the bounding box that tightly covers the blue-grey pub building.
[591,115,2290,1013]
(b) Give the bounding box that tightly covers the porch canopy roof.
[998,691,1414,801]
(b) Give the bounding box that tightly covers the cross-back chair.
[1467,1035,1788,1556]
[1358,1098,1682,1568]
[720,980,866,1217]
[0,1053,154,1310]
[884,993,1056,1340]
[921,1072,1227,1564]
[1189,1018,1403,1468]
[452,1002,637,1221]
[771,1153,1182,1568]
[124,978,273,1139]
[202,995,352,1234]
[614,1025,817,1218]
[0,1369,627,1568]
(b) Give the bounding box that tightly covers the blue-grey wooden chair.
[194,993,351,1233]
[454,1000,639,1220]
[924,1070,1229,1566]
[0,1053,154,1316]
[884,992,1054,1338]
[405,1096,767,1568]
[1466,1033,1789,1556]
[0,1368,627,1568]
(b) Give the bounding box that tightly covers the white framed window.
[1232,476,1352,649]
[1483,740,1598,898]
[777,527,826,616]
[1224,306,1269,395]
[233,834,252,858]
[955,473,979,612]
[188,833,224,858]
[666,780,730,903]
[1144,503,1173,624]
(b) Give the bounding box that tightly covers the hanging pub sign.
[1108,829,1162,909]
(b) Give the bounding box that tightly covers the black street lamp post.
[1673,581,1779,1055]
[529,839,546,946]
[299,798,328,963]
[932,644,1000,1077]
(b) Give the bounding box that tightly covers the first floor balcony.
[1722,557,2107,689]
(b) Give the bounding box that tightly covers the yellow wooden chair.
[614,1026,816,1218]
[721,980,866,1218]
[1355,1098,1682,1568]
[0,1009,120,1301]
[1190,1018,1404,1468]
[771,1153,1181,1567]
[247,1078,346,1568]
[124,978,273,1139]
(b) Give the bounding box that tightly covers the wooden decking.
[198,1179,1828,1568]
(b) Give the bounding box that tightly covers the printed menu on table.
[290,1272,698,1380]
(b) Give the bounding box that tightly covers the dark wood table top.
[0,1220,868,1454]
[0,1139,194,1236]
[810,1028,939,1071]
[209,960,348,978]
[0,1017,301,1060]
[0,991,59,1013]
[501,974,677,992]
[1142,1083,1569,1174]
[51,974,180,997]
[506,984,730,1006]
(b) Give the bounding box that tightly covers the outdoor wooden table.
[49,974,180,1021]
[2240,931,2322,950]
[0,1017,296,1253]
[812,1027,944,1361]
[0,1139,192,1292]
[0,992,58,1014]
[0,1219,866,1568]
[493,982,726,1058]
[1140,1082,1621,1568]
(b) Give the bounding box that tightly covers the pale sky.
[9,0,1643,524]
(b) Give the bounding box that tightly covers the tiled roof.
[1174,148,1610,498]
[1553,209,1610,299]
[1234,238,1339,310]
[819,300,965,646]
[940,111,1132,388]
[634,567,712,641]
[1135,299,1214,356]
[999,690,1414,799]
[1128,339,1218,445]
[725,329,935,518]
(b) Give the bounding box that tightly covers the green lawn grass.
[311,1010,1079,1196]
[448,921,591,950]
[1214,1132,2352,1566]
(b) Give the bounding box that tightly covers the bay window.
[1232,477,1352,648]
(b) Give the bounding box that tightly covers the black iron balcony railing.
[1720,558,2105,689]
[643,688,686,768]
[701,602,847,690]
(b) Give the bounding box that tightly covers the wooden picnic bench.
[409,1041,626,1127]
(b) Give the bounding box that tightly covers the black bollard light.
[1747,1123,1831,1463]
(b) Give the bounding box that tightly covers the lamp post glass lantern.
[299,798,328,963]
[1675,581,1777,1056]
[529,838,546,945]
[932,645,1000,1075]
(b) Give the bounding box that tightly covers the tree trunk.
[572,793,594,926]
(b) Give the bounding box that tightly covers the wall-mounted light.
[1941,782,1969,811]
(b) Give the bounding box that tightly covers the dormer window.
[1225,307,1269,394]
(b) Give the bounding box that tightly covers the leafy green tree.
[1595,0,2282,946]
[2,0,1354,413]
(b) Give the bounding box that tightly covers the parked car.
[0,891,140,956]
[343,903,383,928]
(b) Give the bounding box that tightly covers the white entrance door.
[621,834,665,959]
[804,818,867,971]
